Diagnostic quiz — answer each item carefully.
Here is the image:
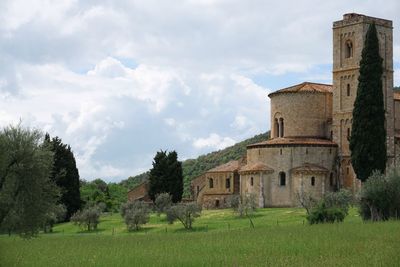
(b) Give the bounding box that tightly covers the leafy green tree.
[0,125,59,238]
[80,179,127,212]
[166,202,201,229]
[350,23,386,182]
[149,150,183,202]
[45,134,81,219]
[120,201,150,231]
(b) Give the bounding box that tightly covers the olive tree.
[120,201,150,231]
[154,193,172,216]
[71,206,101,231]
[0,124,59,238]
[166,202,201,229]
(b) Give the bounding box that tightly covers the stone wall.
[270,92,332,139]
[246,145,337,207]
[332,14,394,184]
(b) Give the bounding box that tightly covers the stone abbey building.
[191,13,399,208]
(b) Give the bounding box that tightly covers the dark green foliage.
[0,125,59,238]
[307,203,346,224]
[306,189,352,224]
[80,179,127,212]
[359,169,400,221]
[119,132,269,197]
[350,23,386,182]
[70,206,101,231]
[45,134,81,219]
[154,193,172,215]
[166,202,202,229]
[149,150,183,202]
[120,201,150,231]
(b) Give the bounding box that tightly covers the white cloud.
[193,133,236,150]
[0,0,399,181]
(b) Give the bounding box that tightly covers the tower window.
[275,118,279,138]
[311,176,315,186]
[345,40,353,58]
[209,178,214,188]
[279,172,286,186]
[279,118,285,137]
[347,84,351,96]
[250,177,254,186]
[305,148,308,154]
[280,149,282,155]
[225,178,230,189]
[347,128,351,140]
[330,173,334,186]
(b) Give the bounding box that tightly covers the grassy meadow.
[1,208,400,266]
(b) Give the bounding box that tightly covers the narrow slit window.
[347,84,351,96]
[250,177,254,186]
[311,176,315,186]
[209,178,214,188]
[279,172,286,186]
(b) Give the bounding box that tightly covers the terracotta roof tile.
[206,160,240,173]
[239,162,274,173]
[268,82,333,97]
[248,137,337,148]
[291,163,329,173]
[394,91,400,101]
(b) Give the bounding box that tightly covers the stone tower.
[332,13,394,190]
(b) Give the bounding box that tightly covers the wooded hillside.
[120,132,270,196]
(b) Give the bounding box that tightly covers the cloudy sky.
[0,0,399,182]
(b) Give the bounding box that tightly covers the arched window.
[345,40,353,58]
[279,172,286,186]
[347,84,351,96]
[250,177,254,186]
[329,173,334,186]
[279,118,285,137]
[311,176,315,186]
[274,118,279,138]
[209,178,214,188]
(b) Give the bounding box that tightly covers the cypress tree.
[350,23,386,182]
[46,135,81,219]
[149,150,183,202]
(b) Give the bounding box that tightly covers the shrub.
[307,202,346,224]
[71,206,101,231]
[120,201,150,231]
[306,189,352,224]
[359,169,400,221]
[166,202,201,229]
[154,193,172,216]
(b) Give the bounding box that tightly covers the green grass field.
[1,208,400,266]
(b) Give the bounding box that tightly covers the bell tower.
[332,13,394,190]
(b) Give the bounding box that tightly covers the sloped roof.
[239,162,274,173]
[206,160,240,173]
[248,137,338,148]
[291,163,329,173]
[268,82,333,97]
